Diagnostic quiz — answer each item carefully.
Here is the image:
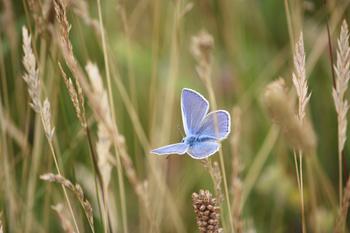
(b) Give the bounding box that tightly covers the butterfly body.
[183,135,217,147]
[151,88,231,159]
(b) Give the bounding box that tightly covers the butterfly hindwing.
[187,141,220,159]
[196,110,231,140]
[151,143,188,155]
[181,88,209,135]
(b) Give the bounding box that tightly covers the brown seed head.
[263,79,316,154]
[192,190,222,233]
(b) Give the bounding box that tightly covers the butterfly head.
[182,135,198,147]
[181,137,192,145]
[181,136,191,145]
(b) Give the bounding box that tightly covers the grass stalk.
[293,151,301,190]
[293,150,304,233]
[42,115,81,233]
[299,152,306,233]
[148,0,161,136]
[284,0,294,51]
[241,126,279,208]
[339,150,343,206]
[95,0,128,232]
[85,125,108,233]
[205,74,234,233]
[0,99,18,232]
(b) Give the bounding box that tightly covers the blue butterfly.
[151,88,231,159]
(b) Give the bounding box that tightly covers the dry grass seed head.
[42,99,55,141]
[292,33,311,121]
[333,20,350,153]
[41,173,94,225]
[54,0,146,214]
[22,27,54,140]
[200,159,223,203]
[54,0,105,131]
[59,63,86,128]
[53,0,114,139]
[54,0,72,54]
[75,79,85,122]
[26,0,46,33]
[212,161,223,204]
[263,79,316,154]
[85,62,113,188]
[191,30,214,64]
[190,30,214,82]
[22,26,41,112]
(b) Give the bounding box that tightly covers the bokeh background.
[1,0,350,232]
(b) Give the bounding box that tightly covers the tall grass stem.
[95,0,128,232]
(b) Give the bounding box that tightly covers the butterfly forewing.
[196,110,231,140]
[181,88,209,135]
[151,143,188,155]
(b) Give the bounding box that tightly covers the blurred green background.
[1,0,350,232]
